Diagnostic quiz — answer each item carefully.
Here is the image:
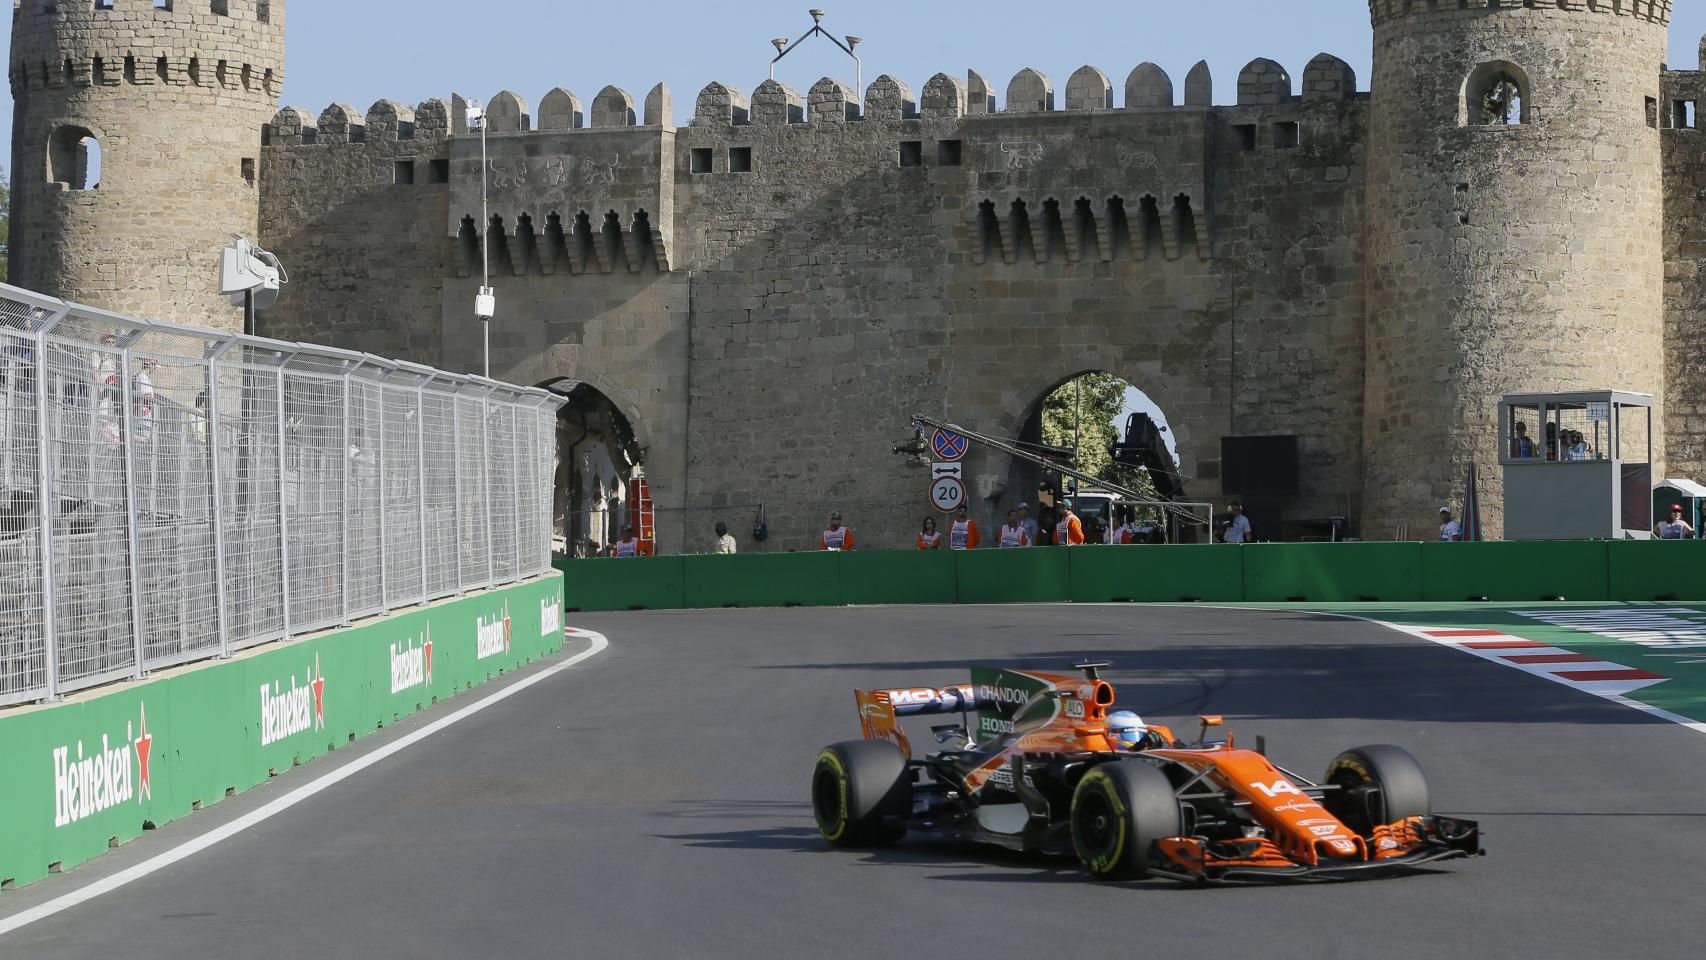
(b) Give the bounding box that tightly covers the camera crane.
[907,413,1212,534]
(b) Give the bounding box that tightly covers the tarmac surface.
[3,604,1705,959]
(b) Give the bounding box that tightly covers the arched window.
[1463,61,1531,127]
[49,126,102,191]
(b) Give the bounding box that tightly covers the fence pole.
[340,366,352,624]
[32,316,64,700]
[117,335,148,678]
[450,384,465,595]
[482,393,495,589]
[374,370,389,609]
[415,382,428,605]
[275,353,293,640]
[205,338,238,658]
[510,404,523,581]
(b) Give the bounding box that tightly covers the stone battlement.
[9,0,284,100]
[261,55,1359,151]
[1367,0,1670,28]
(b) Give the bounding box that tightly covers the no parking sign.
[931,428,969,462]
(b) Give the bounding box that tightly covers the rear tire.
[1323,744,1430,837]
[811,740,911,847]
[1069,760,1182,880]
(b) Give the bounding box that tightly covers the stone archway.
[538,376,647,557]
[997,369,1194,544]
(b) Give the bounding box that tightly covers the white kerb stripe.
[0,628,610,940]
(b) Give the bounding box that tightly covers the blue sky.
[6,0,1706,166]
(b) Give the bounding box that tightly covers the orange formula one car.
[810,663,1482,883]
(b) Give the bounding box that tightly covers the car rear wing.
[854,685,978,757]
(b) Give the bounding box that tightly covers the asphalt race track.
[3,605,1705,959]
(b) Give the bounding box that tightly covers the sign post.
[931,475,967,512]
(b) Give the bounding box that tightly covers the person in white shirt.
[1438,506,1463,542]
[997,509,1030,548]
[713,521,737,554]
[1222,501,1252,544]
[1655,504,1695,540]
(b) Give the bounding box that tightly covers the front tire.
[1322,744,1430,837]
[811,740,911,847]
[1070,760,1182,880]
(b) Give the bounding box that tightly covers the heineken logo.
[476,604,512,661]
[540,597,562,638]
[389,629,432,694]
[260,655,326,747]
[53,703,154,828]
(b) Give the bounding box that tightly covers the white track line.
[0,628,610,940]
[1261,607,1706,740]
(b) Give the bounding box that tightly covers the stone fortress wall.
[256,54,1371,550]
[13,0,1706,548]
[8,0,284,330]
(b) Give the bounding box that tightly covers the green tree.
[1039,372,1158,498]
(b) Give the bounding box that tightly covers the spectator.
[1510,421,1535,459]
[916,516,942,550]
[1438,506,1462,542]
[1566,430,1589,461]
[131,356,157,444]
[949,504,981,550]
[714,521,737,554]
[1544,422,1559,461]
[1113,509,1141,544]
[612,524,652,557]
[821,511,854,551]
[1054,499,1086,546]
[1655,504,1695,540]
[1221,501,1252,544]
[1016,502,1040,547]
[997,509,1030,548]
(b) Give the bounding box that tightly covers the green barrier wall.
[1421,540,1610,601]
[838,549,959,605]
[548,541,1706,612]
[1070,545,1245,603]
[683,551,842,608]
[1242,542,1425,602]
[558,554,685,611]
[0,575,565,891]
[955,548,1072,604]
[1607,539,1706,601]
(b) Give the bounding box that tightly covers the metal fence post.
[340,366,352,624]
[415,382,429,605]
[450,382,465,595]
[32,313,65,700]
[275,352,294,640]
[117,335,148,678]
[205,338,238,658]
[482,394,496,589]
[512,408,524,580]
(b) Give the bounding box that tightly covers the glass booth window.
[1542,401,1607,462]
[1506,403,1540,460]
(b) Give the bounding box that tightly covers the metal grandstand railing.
[0,281,564,707]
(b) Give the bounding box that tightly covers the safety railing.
[0,281,564,707]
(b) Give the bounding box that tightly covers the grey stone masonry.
[11,1,1706,548]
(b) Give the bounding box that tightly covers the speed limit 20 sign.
[931,476,966,512]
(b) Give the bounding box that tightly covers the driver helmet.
[1106,710,1148,749]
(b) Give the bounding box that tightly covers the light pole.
[467,102,495,378]
[769,9,863,97]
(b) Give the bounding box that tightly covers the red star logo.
[134,703,154,802]
[423,629,434,685]
[310,654,326,728]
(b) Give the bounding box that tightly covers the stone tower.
[1362,0,1669,537]
[7,0,284,329]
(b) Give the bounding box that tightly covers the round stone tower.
[7,0,284,329]
[1362,0,1667,538]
